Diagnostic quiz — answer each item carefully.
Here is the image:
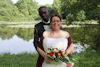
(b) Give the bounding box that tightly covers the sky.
[11,0,54,5]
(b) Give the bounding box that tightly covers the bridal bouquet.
[47,48,70,62]
[47,48,74,67]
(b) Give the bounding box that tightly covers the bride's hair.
[50,14,62,23]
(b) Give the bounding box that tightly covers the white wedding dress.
[42,37,68,67]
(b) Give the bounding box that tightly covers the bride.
[37,14,74,67]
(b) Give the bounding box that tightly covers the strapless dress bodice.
[42,37,68,67]
[43,37,68,53]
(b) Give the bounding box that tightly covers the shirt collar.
[43,19,50,24]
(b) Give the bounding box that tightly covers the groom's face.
[39,8,49,22]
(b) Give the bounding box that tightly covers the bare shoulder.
[61,30,70,38]
[43,30,50,38]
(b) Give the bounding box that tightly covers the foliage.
[54,0,100,50]
[46,5,58,17]
[53,0,61,14]
[84,25,98,49]
[54,0,100,20]
[78,0,100,20]
[63,24,98,49]
[66,13,74,24]
[76,10,86,21]
[0,0,39,21]
[16,28,34,41]
[0,26,34,41]
[0,0,19,21]
[0,25,19,40]
[15,0,38,18]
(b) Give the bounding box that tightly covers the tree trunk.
[96,20,100,50]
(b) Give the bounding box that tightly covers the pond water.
[0,25,37,54]
[0,23,98,54]
[0,35,36,54]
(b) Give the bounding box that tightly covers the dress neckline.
[44,37,67,40]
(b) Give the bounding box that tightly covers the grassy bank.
[0,51,100,67]
[0,53,38,67]
[72,51,100,67]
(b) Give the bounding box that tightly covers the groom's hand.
[44,54,51,64]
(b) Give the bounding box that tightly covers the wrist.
[43,53,47,59]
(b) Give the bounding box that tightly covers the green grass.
[0,53,38,67]
[71,51,100,67]
[0,51,100,67]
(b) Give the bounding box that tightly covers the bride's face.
[51,16,61,31]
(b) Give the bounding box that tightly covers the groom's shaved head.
[38,6,47,12]
[38,6,49,22]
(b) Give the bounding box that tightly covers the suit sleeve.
[36,36,44,67]
[38,36,44,51]
[33,26,39,50]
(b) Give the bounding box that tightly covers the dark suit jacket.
[33,22,50,67]
[33,22,50,50]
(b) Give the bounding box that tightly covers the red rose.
[55,53,58,58]
[49,51,54,56]
[59,50,63,57]
[65,50,71,55]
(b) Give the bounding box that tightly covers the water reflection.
[0,35,36,54]
[0,26,36,54]
[0,24,98,54]
[0,26,34,41]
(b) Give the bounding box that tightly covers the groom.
[33,6,50,67]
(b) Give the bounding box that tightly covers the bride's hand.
[44,54,51,64]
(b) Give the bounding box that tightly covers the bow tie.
[43,23,50,25]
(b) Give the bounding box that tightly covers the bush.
[66,13,74,24]
[76,10,86,21]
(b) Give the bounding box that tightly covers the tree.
[79,0,100,50]
[54,0,100,50]
[53,0,61,14]
[45,4,58,17]
[0,0,19,21]
[15,0,38,19]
